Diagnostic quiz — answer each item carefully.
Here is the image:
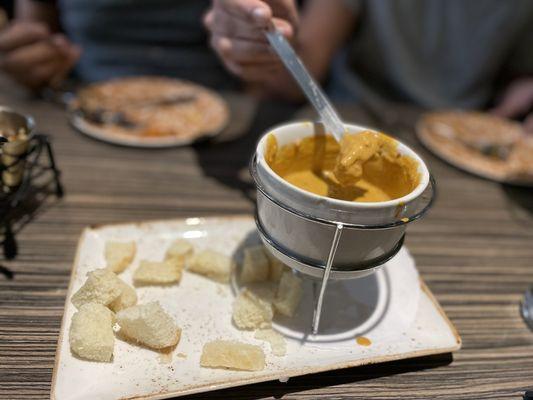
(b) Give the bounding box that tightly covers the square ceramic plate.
[51,215,461,400]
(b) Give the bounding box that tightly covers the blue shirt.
[56,0,237,89]
[334,0,533,108]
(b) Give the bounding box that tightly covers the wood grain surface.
[0,77,532,400]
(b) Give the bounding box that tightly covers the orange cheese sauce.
[356,336,372,346]
[265,131,420,202]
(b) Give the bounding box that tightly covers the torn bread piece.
[105,241,136,273]
[247,282,278,303]
[264,249,287,282]
[240,245,269,284]
[255,329,287,356]
[133,260,182,285]
[165,239,194,262]
[274,271,303,317]
[200,340,265,371]
[69,302,115,362]
[108,280,137,312]
[116,302,181,349]
[232,289,273,330]
[188,249,234,283]
[71,269,123,309]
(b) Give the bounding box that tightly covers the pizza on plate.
[71,76,229,142]
[417,111,532,184]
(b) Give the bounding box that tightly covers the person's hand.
[491,77,533,133]
[204,0,298,82]
[0,21,81,90]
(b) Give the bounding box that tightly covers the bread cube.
[105,241,136,273]
[165,239,193,262]
[232,289,273,330]
[254,329,287,356]
[71,269,123,309]
[109,280,137,312]
[264,250,286,281]
[69,303,115,362]
[247,282,278,303]
[133,260,182,285]
[116,302,181,349]
[240,245,270,284]
[200,340,265,371]
[188,250,234,283]
[274,271,303,317]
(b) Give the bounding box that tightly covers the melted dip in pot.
[265,130,420,202]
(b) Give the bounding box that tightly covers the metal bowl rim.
[250,154,436,230]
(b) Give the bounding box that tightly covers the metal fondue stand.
[251,157,436,334]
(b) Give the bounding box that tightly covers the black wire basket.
[0,107,63,260]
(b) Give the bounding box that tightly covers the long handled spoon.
[264,27,345,142]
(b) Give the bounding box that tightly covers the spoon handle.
[264,28,345,142]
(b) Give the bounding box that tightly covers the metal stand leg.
[312,223,343,334]
[3,220,17,260]
[43,138,63,198]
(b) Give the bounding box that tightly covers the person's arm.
[491,77,533,133]
[16,0,60,29]
[204,0,298,82]
[205,0,358,101]
[490,21,533,133]
[0,0,80,90]
[263,0,358,100]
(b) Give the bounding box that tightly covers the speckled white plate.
[51,216,461,400]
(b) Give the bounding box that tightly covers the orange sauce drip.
[356,336,372,346]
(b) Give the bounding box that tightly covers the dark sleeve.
[343,0,362,14]
[0,0,14,18]
[506,6,533,75]
[508,29,533,75]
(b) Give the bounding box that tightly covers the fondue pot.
[250,122,435,332]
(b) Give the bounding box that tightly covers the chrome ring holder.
[250,155,436,334]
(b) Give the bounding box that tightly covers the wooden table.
[1,77,532,400]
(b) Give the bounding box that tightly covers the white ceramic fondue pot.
[250,121,434,280]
